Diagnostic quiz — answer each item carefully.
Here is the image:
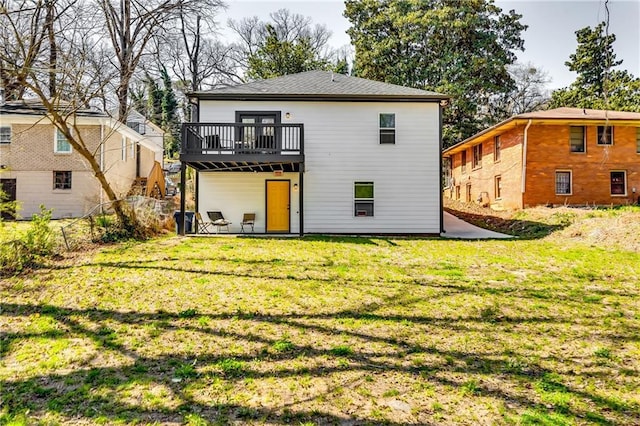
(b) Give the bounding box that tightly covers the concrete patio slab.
[442,211,513,239]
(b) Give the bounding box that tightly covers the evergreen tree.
[549,23,640,111]
[344,0,526,147]
[145,74,163,126]
[160,66,181,157]
[246,24,329,80]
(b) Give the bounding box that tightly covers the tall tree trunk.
[46,0,57,98]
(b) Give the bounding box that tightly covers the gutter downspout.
[100,124,105,210]
[439,102,445,234]
[521,120,532,206]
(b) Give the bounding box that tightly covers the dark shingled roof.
[0,99,106,117]
[193,70,448,102]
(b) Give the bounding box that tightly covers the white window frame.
[610,170,627,196]
[555,170,572,196]
[354,181,374,217]
[0,125,11,144]
[597,125,613,146]
[54,128,72,153]
[379,113,396,144]
[121,136,127,161]
[130,139,136,159]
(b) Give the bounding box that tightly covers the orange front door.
[266,180,290,233]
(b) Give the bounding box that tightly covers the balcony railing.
[181,123,304,157]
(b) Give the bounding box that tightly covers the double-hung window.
[494,136,501,161]
[0,126,11,144]
[495,175,502,199]
[555,171,572,195]
[379,113,395,144]
[461,150,467,174]
[570,126,585,153]
[53,171,72,190]
[610,171,626,195]
[472,144,482,169]
[55,129,72,153]
[597,126,613,145]
[354,182,374,217]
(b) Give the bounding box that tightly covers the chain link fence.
[60,196,176,251]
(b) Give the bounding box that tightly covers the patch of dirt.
[445,198,640,251]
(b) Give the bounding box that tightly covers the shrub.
[0,206,54,275]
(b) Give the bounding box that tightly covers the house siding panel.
[198,172,299,233]
[11,170,99,218]
[198,100,441,234]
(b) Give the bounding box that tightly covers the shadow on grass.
[233,234,405,246]
[444,208,571,239]
[1,299,638,425]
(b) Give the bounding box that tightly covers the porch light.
[285,112,291,119]
[293,183,299,192]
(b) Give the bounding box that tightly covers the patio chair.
[195,212,214,234]
[207,211,231,233]
[240,213,255,233]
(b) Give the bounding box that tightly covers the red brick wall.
[445,126,524,209]
[524,124,640,206]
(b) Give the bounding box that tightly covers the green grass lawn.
[1,234,639,425]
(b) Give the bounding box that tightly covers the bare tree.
[228,8,334,82]
[0,1,142,232]
[486,62,550,122]
[506,62,550,114]
[97,0,221,122]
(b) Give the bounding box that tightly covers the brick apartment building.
[443,108,640,209]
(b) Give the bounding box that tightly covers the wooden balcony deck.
[181,122,304,172]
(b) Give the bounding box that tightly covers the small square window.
[53,171,72,190]
[597,126,613,145]
[494,136,501,162]
[0,126,11,144]
[570,126,585,152]
[555,171,572,195]
[55,129,72,153]
[610,171,626,195]
[379,113,395,144]
[354,181,374,217]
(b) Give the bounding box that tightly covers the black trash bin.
[173,211,194,234]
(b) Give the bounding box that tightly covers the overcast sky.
[221,0,640,90]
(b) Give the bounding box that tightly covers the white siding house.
[180,71,448,235]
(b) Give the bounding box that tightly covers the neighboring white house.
[0,99,163,219]
[112,108,165,164]
[179,70,448,235]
